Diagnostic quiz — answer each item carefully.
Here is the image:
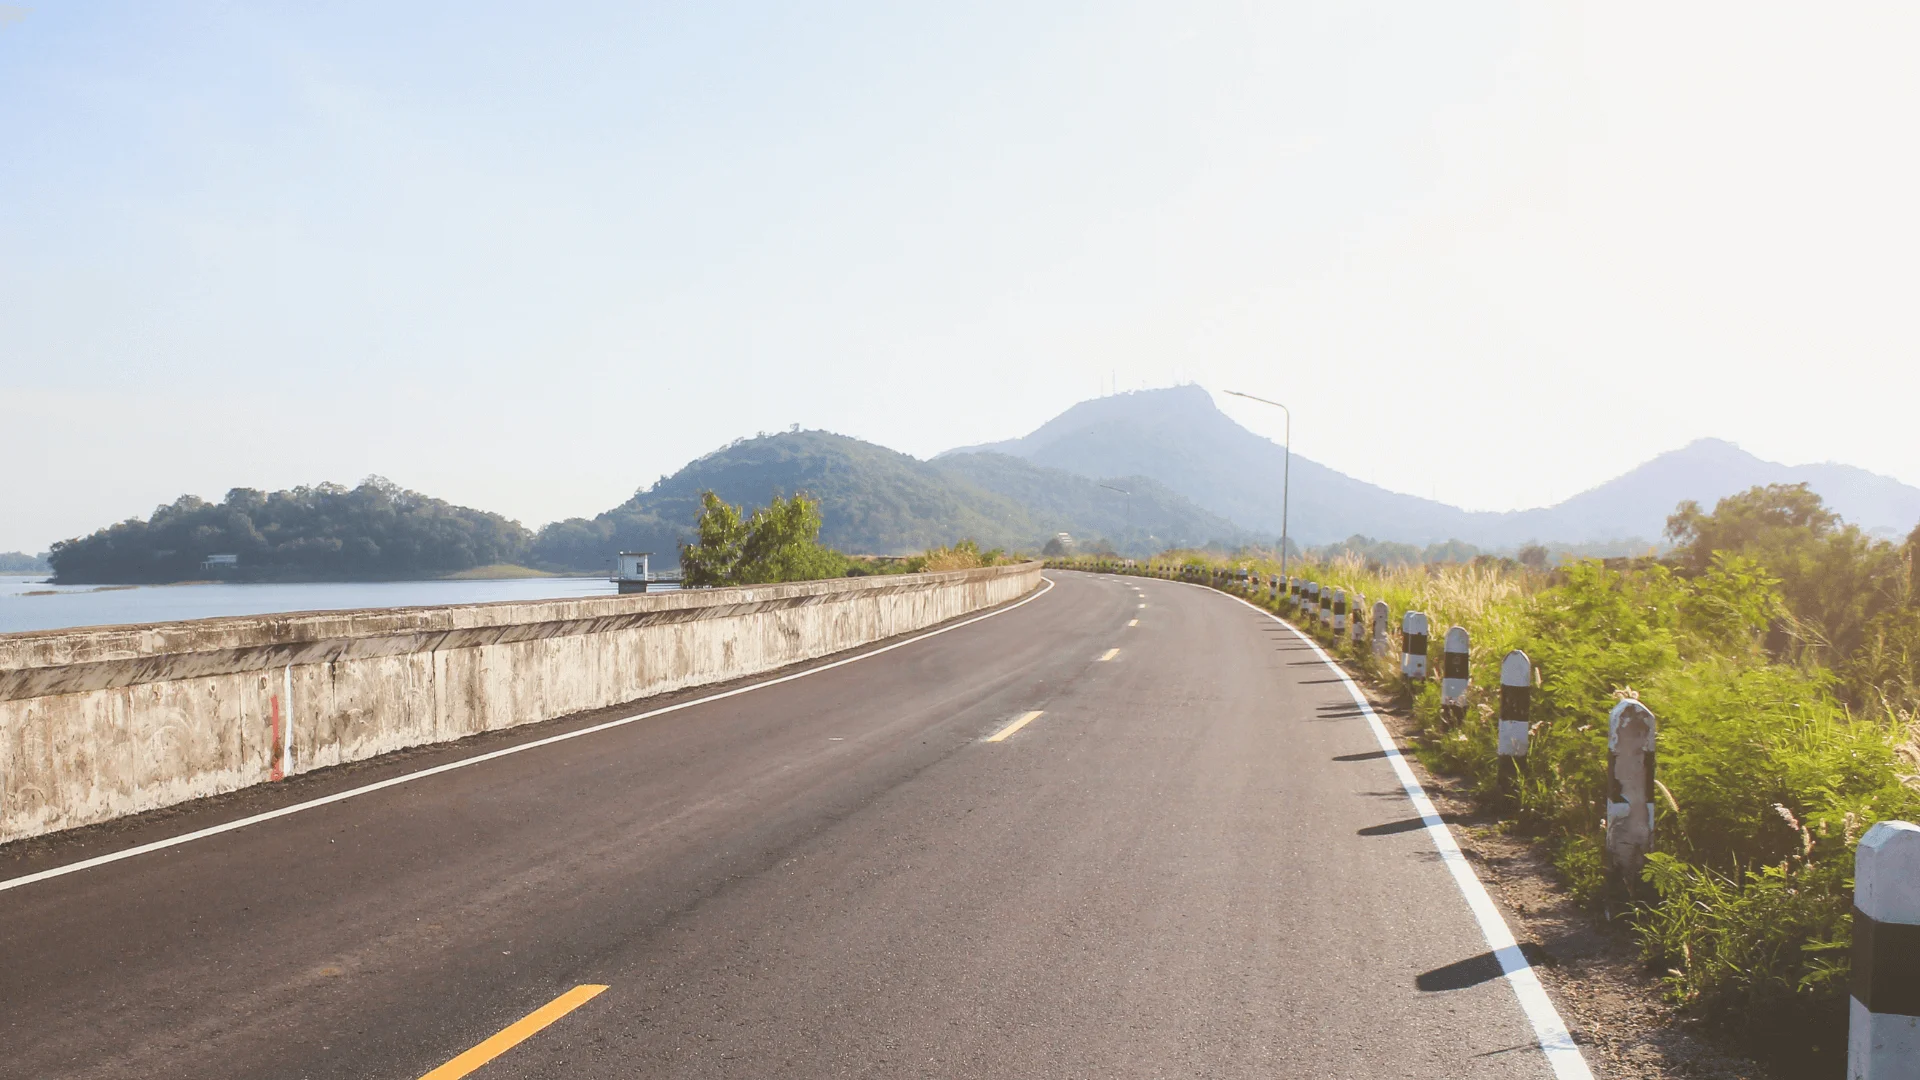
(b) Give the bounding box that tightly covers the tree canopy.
[47,477,532,583]
[678,491,852,586]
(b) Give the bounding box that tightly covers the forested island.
[47,478,534,584]
[0,551,51,573]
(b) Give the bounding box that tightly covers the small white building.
[202,554,239,571]
[613,552,652,594]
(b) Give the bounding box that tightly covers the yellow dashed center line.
[420,984,609,1079]
[1097,648,1120,661]
[986,710,1044,742]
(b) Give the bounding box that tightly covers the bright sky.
[4,3,1917,552]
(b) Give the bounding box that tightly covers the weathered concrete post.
[1850,820,1920,1078]
[1306,581,1319,621]
[1440,626,1470,721]
[1372,601,1390,656]
[1606,699,1657,881]
[1497,650,1531,790]
[1332,589,1347,635]
[1350,593,1367,646]
[1319,584,1333,628]
[1268,574,1278,603]
[1401,611,1429,679]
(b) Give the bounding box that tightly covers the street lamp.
[1223,390,1290,582]
[1099,483,1132,553]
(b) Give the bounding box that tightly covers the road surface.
[0,571,1581,1078]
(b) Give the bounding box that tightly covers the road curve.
[0,571,1572,1079]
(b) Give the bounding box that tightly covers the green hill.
[530,431,1050,570]
[530,431,1244,571]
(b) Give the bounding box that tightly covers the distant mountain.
[932,452,1245,551]
[530,430,1236,570]
[944,385,1480,546]
[942,386,1920,548]
[1498,438,1920,545]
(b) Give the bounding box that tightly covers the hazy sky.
[4,2,1917,552]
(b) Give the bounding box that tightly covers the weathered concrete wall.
[0,562,1041,844]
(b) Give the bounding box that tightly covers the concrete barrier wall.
[0,562,1042,844]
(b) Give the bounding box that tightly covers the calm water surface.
[0,575,669,636]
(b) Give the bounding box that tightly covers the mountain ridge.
[940,386,1920,547]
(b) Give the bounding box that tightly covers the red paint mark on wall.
[269,695,285,782]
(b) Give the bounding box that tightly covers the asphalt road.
[0,571,1574,1079]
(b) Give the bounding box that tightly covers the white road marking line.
[1097,648,1119,661]
[0,578,1060,895]
[1194,581,1595,1080]
[985,710,1044,742]
[1127,619,1138,627]
[1137,603,1146,609]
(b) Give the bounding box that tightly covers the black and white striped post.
[1401,611,1429,680]
[1268,574,1278,603]
[1606,699,1657,882]
[1440,626,1470,722]
[1307,581,1320,622]
[1497,650,1531,790]
[1372,601,1390,657]
[1350,593,1366,647]
[1850,820,1920,1077]
[1319,584,1333,629]
[1332,589,1347,635]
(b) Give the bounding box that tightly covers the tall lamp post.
[1099,483,1132,554]
[1223,390,1290,582]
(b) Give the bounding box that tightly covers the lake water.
[0,575,673,636]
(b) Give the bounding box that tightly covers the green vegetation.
[679,492,848,586]
[47,478,533,584]
[1056,483,1920,1070]
[678,491,1013,587]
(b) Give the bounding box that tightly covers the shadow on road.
[1357,814,1469,836]
[1416,944,1552,992]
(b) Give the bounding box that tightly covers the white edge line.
[0,576,1059,895]
[1176,577,1595,1080]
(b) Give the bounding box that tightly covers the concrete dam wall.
[0,562,1042,845]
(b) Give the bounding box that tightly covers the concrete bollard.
[1319,584,1332,628]
[1307,581,1320,621]
[1333,589,1347,635]
[1850,820,1920,1078]
[1605,699,1657,880]
[1372,601,1390,656]
[1350,593,1367,646]
[1401,611,1429,679]
[1268,574,1277,603]
[1497,650,1532,757]
[1497,650,1531,792]
[1440,626,1470,721]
